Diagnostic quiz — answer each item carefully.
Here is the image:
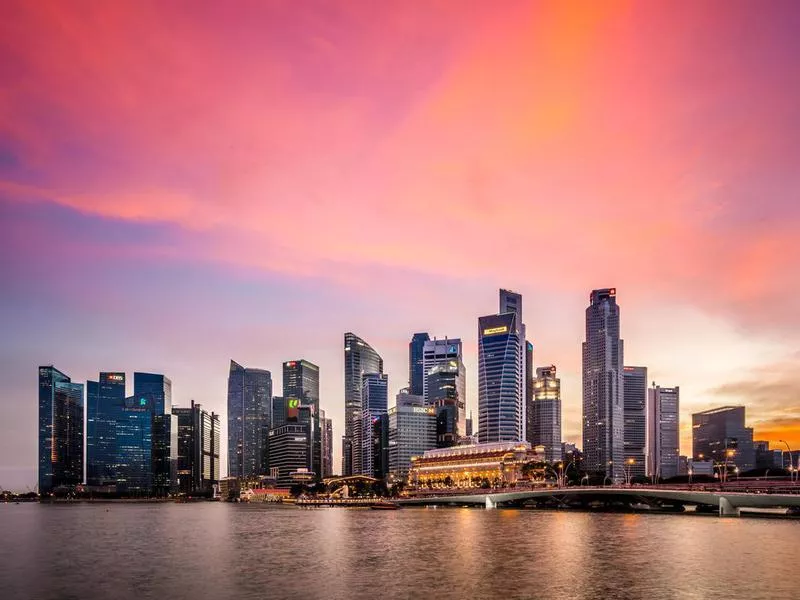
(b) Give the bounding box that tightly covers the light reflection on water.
[1,503,798,600]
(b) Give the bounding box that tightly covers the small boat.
[370,501,399,510]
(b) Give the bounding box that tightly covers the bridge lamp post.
[624,458,635,487]
[581,474,589,487]
[688,467,693,487]
[734,467,739,481]
[778,440,795,482]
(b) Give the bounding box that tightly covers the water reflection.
[0,504,798,600]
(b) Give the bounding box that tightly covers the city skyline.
[3,1,800,490]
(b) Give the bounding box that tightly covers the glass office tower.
[283,360,321,480]
[478,312,522,443]
[360,373,388,477]
[227,360,272,479]
[134,372,177,495]
[623,366,648,479]
[87,372,126,487]
[38,366,84,494]
[343,333,383,476]
[408,332,430,397]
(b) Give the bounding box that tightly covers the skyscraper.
[623,366,647,480]
[134,372,177,495]
[423,338,466,446]
[582,288,624,481]
[360,372,388,476]
[525,341,534,447]
[530,366,562,463]
[692,406,754,472]
[342,332,383,476]
[388,391,436,480]
[227,361,272,479]
[499,289,526,440]
[38,366,84,494]
[647,385,680,480]
[408,332,430,397]
[283,360,321,479]
[478,311,522,443]
[174,400,220,495]
[87,372,126,487]
[319,409,333,479]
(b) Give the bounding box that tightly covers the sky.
[1,0,799,491]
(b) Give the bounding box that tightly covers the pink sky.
[1,1,799,488]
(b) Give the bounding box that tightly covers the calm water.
[1,503,798,600]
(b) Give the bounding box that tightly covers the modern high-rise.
[478,312,522,443]
[692,406,754,472]
[499,289,526,440]
[227,361,272,479]
[360,373,388,476]
[116,394,155,494]
[423,338,466,447]
[582,288,624,481]
[174,400,220,495]
[268,424,310,488]
[283,360,321,479]
[342,332,383,476]
[38,366,84,494]
[319,409,333,478]
[87,372,126,487]
[647,385,680,480]
[134,372,177,495]
[525,341,534,447]
[409,332,430,397]
[623,366,647,480]
[388,391,436,480]
[271,396,286,429]
[529,366,562,463]
[371,414,390,480]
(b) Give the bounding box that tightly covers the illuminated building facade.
[692,405,754,472]
[499,289,526,440]
[268,423,310,488]
[530,366,562,463]
[87,372,126,487]
[227,361,272,479]
[426,352,466,447]
[582,288,624,481]
[409,332,430,397]
[623,366,647,479]
[360,372,388,477]
[283,359,321,478]
[38,366,84,494]
[388,391,436,479]
[478,312,522,443]
[409,441,534,488]
[342,332,383,476]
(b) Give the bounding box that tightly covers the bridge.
[396,487,800,517]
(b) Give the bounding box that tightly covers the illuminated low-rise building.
[409,441,535,488]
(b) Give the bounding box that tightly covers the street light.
[624,458,635,486]
[778,440,795,483]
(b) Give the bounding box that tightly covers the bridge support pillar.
[718,496,739,517]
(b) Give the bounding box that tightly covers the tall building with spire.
[227,361,272,479]
[582,288,624,481]
[342,333,383,476]
[408,332,430,397]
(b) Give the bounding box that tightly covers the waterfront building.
[478,312,522,443]
[38,366,84,494]
[409,441,534,488]
[360,373,388,477]
[647,385,680,480]
[499,289,526,440]
[692,406,754,472]
[283,360,321,480]
[525,341,534,447]
[425,354,466,446]
[388,391,436,480]
[422,338,462,400]
[87,372,126,487]
[342,332,383,476]
[409,332,430,397]
[134,372,177,495]
[174,401,220,495]
[267,424,310,488]
[529,365,562,463]
[582,288,624,481]
[227,361,272,479]
[372,414,390,479]
[623,366,647,480]
[115,394,156,494]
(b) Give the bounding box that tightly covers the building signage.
[482,326,508,336]
[107,374,124,382]
[412,407,435,415]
